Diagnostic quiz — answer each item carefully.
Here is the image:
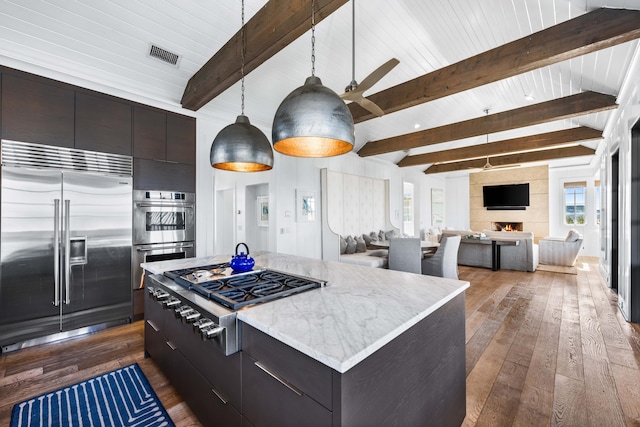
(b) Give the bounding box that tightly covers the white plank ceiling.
[1,0,639,173]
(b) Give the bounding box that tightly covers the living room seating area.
[440,229,539,272]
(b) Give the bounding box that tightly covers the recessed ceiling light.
[414,123,420,129]
[525,93,535,101]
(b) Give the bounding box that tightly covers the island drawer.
[242,352,332,427]
[241,323,333,411]
[164,338,242,427]
[163,308,242,409]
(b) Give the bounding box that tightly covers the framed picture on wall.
[257,196,269,227]
[296,190,316,222]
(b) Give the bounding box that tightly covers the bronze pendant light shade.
[272,76,354,157]
[271,0,354,158]
[210,114,274,172]
[210,0,274,172]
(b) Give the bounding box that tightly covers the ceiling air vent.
[148,44,181,67]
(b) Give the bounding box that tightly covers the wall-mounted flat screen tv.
[483,183,530,210]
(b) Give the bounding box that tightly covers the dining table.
[370,239,440,254]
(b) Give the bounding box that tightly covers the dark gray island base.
[143,254,467,426]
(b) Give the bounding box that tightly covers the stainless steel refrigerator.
[0,140,133,352]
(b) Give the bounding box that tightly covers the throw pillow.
[339,235,347,254]
[355,235,367,253]
[385,229,396,240]
[566,229,580,242]
[378,229,385,241]
[362,233,373,247]
[369,231,378,241]
[345,235,357,254]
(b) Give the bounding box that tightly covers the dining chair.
[388,238,422,274]
[421,235,461,279]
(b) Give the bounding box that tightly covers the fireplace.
[492,221,523,232]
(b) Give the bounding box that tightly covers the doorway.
[215,189,235,256]
[245,183,269,252]
[629,120,640,322]
[611,150,619,292]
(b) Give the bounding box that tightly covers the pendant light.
[210,0,274,172]
[272,0,355,158]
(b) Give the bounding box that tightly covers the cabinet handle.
[210,387,228,404]
[146,320,159,332]
[166,341,177,351]
[254,361,303,397]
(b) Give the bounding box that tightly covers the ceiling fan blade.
[358,96,386,117]
[357,58,400,93]
[340,90,361,101]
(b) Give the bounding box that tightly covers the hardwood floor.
[1,257,639,426]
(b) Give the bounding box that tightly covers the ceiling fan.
[481,156,520,171]
[476,109,520,171]
[340,0,399,117]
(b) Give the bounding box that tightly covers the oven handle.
[136,243,194,252]
[135,203,194,209]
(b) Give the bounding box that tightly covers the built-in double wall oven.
[133,190,195,289]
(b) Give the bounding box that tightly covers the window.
[564,181,586,225]
[595,180,601,225]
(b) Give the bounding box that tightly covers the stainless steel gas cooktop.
[163,263,324,310]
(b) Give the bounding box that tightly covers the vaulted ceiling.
[1,0,639,175]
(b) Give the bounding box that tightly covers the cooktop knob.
[201,325,224,340]
[163,297,180,308]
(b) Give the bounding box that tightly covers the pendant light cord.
[351,0,355,82]
[311,0,316,76]
[241,0,246,114]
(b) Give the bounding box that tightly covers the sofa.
[440,229,539,272]
[337,231,395,268]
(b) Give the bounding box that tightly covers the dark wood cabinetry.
[145,276,466,427]
[133,158,195,193]
[75,92,132,155]
[1,73,75,147]
[133,106,166,160]
[144,289,242,426]
[0,66,196,192]
[132,107,196,191]
[167,113,196,165]
[242,354,333,427]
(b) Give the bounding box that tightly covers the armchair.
[422,235,461,279]
[539,229,582,267]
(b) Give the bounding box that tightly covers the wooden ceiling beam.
[348,7,640,122]
[397,126,603,167]
[423,146,595,174]
[181,0,348,111]
[358,91,616,157]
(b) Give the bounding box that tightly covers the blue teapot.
[230,243,255,273]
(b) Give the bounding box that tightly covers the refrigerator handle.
[64,199,71,305]
[53,199,60,307]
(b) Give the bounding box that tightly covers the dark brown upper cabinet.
[75,92,132,155]
[133,106,166,160]
[167,113,196,165]
[133,108,195,165]
[1,73,75,147]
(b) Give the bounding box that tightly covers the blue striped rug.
[10,363,175,427]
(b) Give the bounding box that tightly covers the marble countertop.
[141,252,469,373]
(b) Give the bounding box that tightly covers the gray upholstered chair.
[539,229,583,266]
[422,235,461,279]
[388,238,422,274]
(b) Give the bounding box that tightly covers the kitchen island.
[142,251,469,427]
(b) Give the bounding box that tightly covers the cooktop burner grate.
[164,265,324,310]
